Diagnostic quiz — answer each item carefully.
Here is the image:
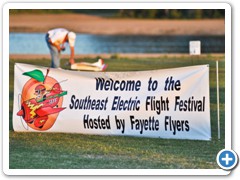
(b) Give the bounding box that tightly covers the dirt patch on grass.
[10,14,224,35]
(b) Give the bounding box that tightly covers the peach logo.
[17,69,67,130]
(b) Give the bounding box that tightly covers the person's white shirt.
[48,28,75,47]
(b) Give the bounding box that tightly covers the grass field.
[9,55,225,169]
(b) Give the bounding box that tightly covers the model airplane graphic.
[17,69,67,129]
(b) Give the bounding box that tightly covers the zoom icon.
[216,149,238,170]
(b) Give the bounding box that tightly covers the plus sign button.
[216,149,238,170]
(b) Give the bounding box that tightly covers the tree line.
[117,10,224,19]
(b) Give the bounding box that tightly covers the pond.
[10,33,225,54]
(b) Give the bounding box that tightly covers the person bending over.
[46,28,76,68]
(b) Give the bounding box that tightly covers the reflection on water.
[10,33,225,54]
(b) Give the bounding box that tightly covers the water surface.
[10,33,225,54]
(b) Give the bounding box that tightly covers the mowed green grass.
[9,55,225,169]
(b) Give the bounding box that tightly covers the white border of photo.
[2,1,232,176]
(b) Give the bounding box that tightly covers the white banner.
[13,63,211,140]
